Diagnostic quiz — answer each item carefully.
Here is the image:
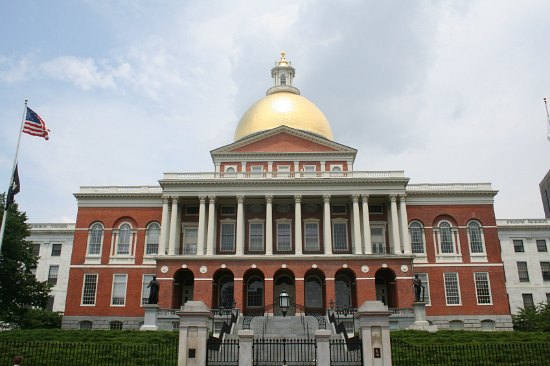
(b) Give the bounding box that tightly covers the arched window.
[439,221,454,254]
[87,223,104,255]
[409,221,425,254]
[449,320,463,330]
[225,166,236,173]
[79,320,92,330]
[117,223,132,255]
[247,277,263,307]
[109,320,123,330]
[145,222,160,255]
[335,275,352,308]
[467,221,484,254]
[219,275,235,308]
[481,320,495,331]
[305,276,323,308]
[280,73,286,85]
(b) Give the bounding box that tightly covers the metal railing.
[330,338,363,366]
[206,338,239,366]
[253,338,316,366]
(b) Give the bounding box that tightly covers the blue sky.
[1,0,550,222]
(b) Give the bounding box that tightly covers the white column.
[294,195,302,255]
[197,196,206,255]
[362,194,372,255]
[159,197,170,255]
[206,195,216,255]
[323,195,332,255]
[320,161,325,172]
[390,195,401,254]
[168,196,179,255]
[265,195,273,255]
[236,195,245,255]
[399,194,411,254]
[352,194,362,254]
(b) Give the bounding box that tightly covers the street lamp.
[279,285,290,317]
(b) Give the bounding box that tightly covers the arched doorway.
[243,269,264,315]
[334,269,357,308]
[304,269,325,314]
[213,269,234,308]
[173,269,194,309]
[273,270,295,316]
[375,268,396,308]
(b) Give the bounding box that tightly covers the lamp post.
[279,285,290,317]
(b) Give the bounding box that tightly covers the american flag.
[23,107,49,140]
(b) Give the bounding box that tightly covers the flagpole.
[0,100,28,253]
[545,98,550,142]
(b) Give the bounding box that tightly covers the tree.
[0,194,51,328]
[512,303,550,332]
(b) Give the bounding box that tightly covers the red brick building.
[63,53,512,330]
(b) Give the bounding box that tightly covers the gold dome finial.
[277,51,289,66]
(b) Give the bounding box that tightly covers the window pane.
[537,240,548,252]
[333,223,348,251]
[247,278,263,307]
[184,227,198,255]
[513,240,525,252]
[522,293,534,310]
[220,223,235,252]
[444,273,460,305]
[305,278,323,307]
[335,276,351,308]
[117,224,131,255]
[440,222,454,253]
[145,223,160,255]
[277,223,292,252]
[109,321,123,330]
[474,272,491,304]
[541,262,550,281]
[51,243,62,256]
[304,223,320,251]
[249,223,264,252]
[48,265,59,286]
[409,222,424,254]
[468,222,484,253]
[112,274,127,306]
[88,224,103,255]
[79,321,92,330]
[371,228,385,254]
[517,262,529,282]
[82,274,98,305]
[33,243,41,257]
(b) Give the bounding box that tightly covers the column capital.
[208,195,216,204]
[389,194,397,203]
[162,197,170,205]
[361,194,369,202]
[199,195,207,204]
[323,194,331,203]
[265,195,273,204]
[351,194,359,203]
[237,195,245,204]
[399,194,407,202]
[294,194,302,203]
[170,196,179,203]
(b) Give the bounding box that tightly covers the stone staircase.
[233,315,328,338]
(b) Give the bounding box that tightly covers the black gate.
[330,338,363,366]
[253,338,316,366]
[206,338,239,366]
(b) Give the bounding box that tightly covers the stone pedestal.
[177,301,212,366]
[238,330,254,366]
[315,330,331,366]
[140,304,159,331]
[355,301,392,366]
[408,301,438,332]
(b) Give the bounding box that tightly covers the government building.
[62,53,512,330]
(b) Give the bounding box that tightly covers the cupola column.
[399,195,411,254]
[294,195,302,255]
[159,197,170,255]
[236,195,245,255]
[352,195,362,254]
[390,195,402,254]
[197,196,206,255]
[168,196,179,255]
[323,195,332,255]
[362,195,372,254]
[265,195,273,255]
[206,196,216,255]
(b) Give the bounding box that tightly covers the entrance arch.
[273,269,295,316]
[374,268,396,308]
[243,269,265,315]
[335,269,357,308]
[304,269,326,314]
[173,269,194,309]
[213,269,234,308]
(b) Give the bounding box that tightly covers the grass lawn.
[391,329,550,345]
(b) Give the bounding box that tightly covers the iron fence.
[0,340,178,366]
[330,338,362,366]
[392,339,550,366]
[253,337,316,366]
[207,338,239,366]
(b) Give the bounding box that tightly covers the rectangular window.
[513,239,525,252]
[410,226,425,254]
[371,227,385,254]
[251,165,263,173]
[332,222,349,252]
[522,293,535,310]
[541,262,550,281]
[278,165,291,172]
[331,204,347,215]
[82,274,98,305]
[221,205,236,216]
[47,296,55,311]
[517,262,530,282]
[33,243,41,257]
[369,204,383,214]
[277,222,292,252]
[304,222,320,251]
[474,272,492,304]
[141,274,155,305]
[48,265,59,286]
[303,165,316,172]
[51,243,62,256]
[415,273,431,305]
[444,273,461,305]
[220,223,235,252]
[183,227,198,255]
[537,240,548,252]
[185,205,199,215]
[111,274,127,306]
[249,222,264,252]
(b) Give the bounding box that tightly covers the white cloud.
[41,56,120,90]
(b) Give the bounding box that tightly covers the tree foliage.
[0,194,51,328]
[512,303,550,332]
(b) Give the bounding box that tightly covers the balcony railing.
[162,170,406,180]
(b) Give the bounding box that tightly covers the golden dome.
[234,92,334,141]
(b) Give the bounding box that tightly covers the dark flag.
[6,165,20,209]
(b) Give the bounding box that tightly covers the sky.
[0,0,549,223]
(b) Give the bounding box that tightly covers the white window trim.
[248,219,265,252]
[81,274,98,307]
[219,219,236,253]
[85,222,104,264]
[370,222,387,254]
[143,222,161,258]
[110,223,137,263]
[443,272,462,306]
[224,165,238,173]
[277,165,291,172]
[141,274,155,307]
[434,221,462,262]
[303,165,316,172]
[330,164,344,172]
[251,165,264,173]
[332,218,349,252]
[473,272,493,305]
[303,218,321,252]
[409,221,427,261]
[275,219,293,252]
[111,273,128,307]
[182,224,199,255]
[467,221,487,262]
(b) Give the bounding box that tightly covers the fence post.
[140,304,159,331]
[238,330,254,366]
[315,329,331,366]
[355,301,392,366]
[177,301,212,366]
